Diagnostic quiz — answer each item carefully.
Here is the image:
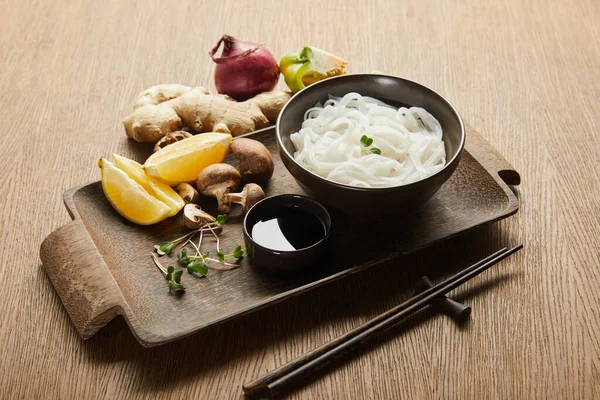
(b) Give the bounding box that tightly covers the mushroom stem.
[213,186,233,214]
[196,163,242,214]
[227,192,245,203]
[225,183,265,213]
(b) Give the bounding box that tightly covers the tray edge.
[47,124,521,347]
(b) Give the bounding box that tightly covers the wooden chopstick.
[243,246,508,396]
[243,244,522,398]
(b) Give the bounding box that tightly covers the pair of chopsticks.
[243,244,523,398]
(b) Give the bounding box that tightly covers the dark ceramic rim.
[242,194,332,254]
[275,73,466,193]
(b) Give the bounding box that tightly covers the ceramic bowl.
[243,194,332,276]
[275,74,465,216]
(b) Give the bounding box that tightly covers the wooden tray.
[40,125,520,347]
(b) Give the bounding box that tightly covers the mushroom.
[175,183,200,204]
[182,203,216,229]
[226,183,265,214]
[196,163,242,213]
[230,138,274,183]
[153,131,193,153]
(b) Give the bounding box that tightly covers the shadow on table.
[42,221,521,397]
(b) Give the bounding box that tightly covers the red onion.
[209,35,280,101]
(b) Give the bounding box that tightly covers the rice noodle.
[290,93,446,188]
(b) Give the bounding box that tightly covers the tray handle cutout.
[40,219,126,339]
[464,125,521,186]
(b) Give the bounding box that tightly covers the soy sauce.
[250,206,326,251]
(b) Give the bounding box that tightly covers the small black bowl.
[243,194,332,277]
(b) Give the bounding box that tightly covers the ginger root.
[123,84,292,143]
[132,84,206,109]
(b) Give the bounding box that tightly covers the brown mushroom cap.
[240,183,265,213]
[196,163,242,213]
[230,138,274,183]
[196,163,241,192]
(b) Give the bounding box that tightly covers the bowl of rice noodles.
[276,73,465,216]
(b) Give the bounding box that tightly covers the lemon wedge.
[99,158,171,225]
[144,133,232,185]
[113,153,184,217]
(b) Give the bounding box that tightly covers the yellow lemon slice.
[113,153,184,217]
[144,133,232,185]
[99,158,171,225]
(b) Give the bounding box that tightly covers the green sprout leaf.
[168,281,186,294]
[166,268,186,293]
[187,262,208,276]
[232,245,244,259]
[360,135,373,147]
[360,135,380,155]
[214,245,244,264]
[166,266,175,281]
[173,269,183,284]
[216,214,228,226]
[154,241,176,256]
[177,249,191,268]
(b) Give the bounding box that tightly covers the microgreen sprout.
[152,212,244,294]
[177,248,191,267]
[217,245,244,263]
[154,230,197,256]
[187,262,208,276]
[151,252,185,293]
[360,135,381,155]
[166,266,186,293]
[178,249,209,276]
[154,241,176,256]
[188,252,210,261]
[360,135,373,147]
[154,218,227,256]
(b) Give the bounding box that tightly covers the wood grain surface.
[2,0,599,398]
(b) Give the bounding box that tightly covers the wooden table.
[2,0,599,398]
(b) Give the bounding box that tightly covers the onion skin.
[209,35,280,101]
